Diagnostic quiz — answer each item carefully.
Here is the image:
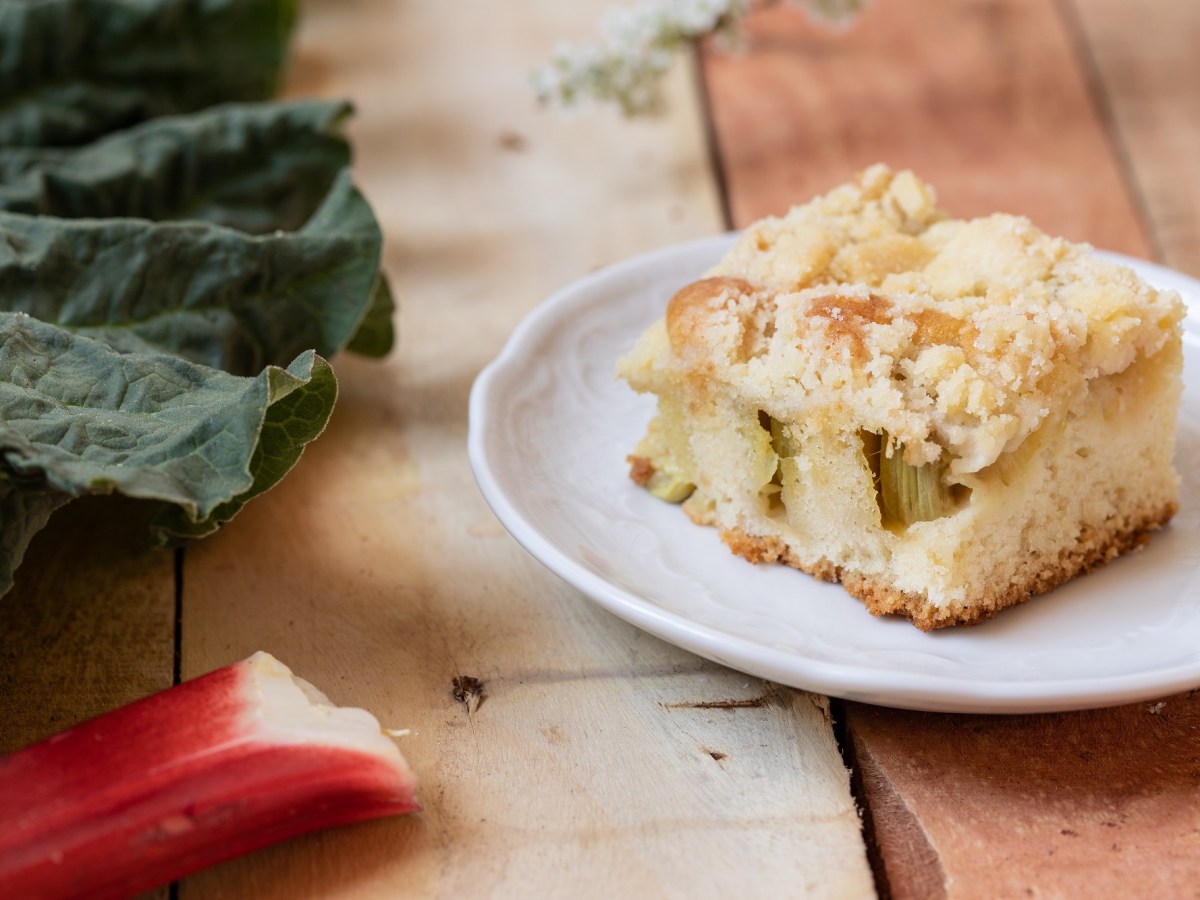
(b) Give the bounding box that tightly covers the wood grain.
[846,700,1200,899]
[702,0,1152,256]
[1066,0,1200,275]
[0,499,175,754]
[701,0,1199,897]
[178,1,875,897]
[0,499,174,900]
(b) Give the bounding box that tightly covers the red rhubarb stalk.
[0,651,419,899]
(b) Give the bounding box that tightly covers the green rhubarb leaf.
[0,0,299,147]
[149,351,338,543]
[0,475,72,599]
[0,169,390,375]
[0,100,351,234]
[0,312,336,595]
[344,275,397,359]
[0,147,70,184]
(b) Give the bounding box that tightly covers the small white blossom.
[532,0,749,116]
[802,0,870,26]
[533,0,870,116]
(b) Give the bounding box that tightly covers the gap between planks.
[174,1,877,897]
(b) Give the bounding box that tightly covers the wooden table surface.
[3,1,1199,897]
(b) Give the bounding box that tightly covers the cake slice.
[617,165,1185,630]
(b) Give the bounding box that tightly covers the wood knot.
[452,675,485,715]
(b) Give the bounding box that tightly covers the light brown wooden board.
[701,0,1200,896]
[0,499,174,900]
[178,1,875,897]
[0,499,175,753]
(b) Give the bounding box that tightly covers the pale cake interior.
[618,165,1184,630]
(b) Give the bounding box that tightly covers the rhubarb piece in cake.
[618,165,1185,630]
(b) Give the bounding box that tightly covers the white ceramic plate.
[468,234,1200,713]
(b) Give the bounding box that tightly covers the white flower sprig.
[531,0,748,117]
[802,0,870,26]
[532,0,870,116]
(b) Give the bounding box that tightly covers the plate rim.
[468,233,1200,713]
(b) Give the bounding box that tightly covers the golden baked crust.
[627,454,655,487]
[720,502,1176,631]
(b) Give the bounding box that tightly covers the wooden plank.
[1066,0,1200,276]
[179,1,875,897]
[0,498,175,754]
[846,699,1200,898]
[701,0,1199,896]
[0,498,174,900]
[702,0,1152,256]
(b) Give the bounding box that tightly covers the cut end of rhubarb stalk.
[247,650,412,761]
[0,652,419,900]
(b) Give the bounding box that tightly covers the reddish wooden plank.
[846,699,1200,898]
[703,0,1151,256]
[701,0,1197,895]
[1067,0,1200,276]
